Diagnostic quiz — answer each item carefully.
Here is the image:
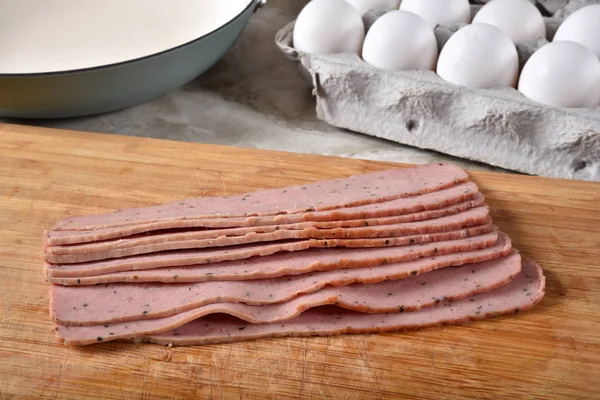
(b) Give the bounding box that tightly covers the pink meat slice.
[45,206,490,263]
[48,225,499,286]
[52,164,469,231]
[137,258,545,347]
[51,251,519,326]
[313,224,492,248]
[47,191,483,247]
[47,183,480,246]
[46,224,493,275]
[54,255,538,346]
[47,228,501,282]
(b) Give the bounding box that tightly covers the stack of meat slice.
[43,163,545,346]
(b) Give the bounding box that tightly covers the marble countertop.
[3,0,499,172]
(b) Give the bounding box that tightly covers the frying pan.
[0,0,265,118]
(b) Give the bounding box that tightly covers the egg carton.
[275,3,600,182]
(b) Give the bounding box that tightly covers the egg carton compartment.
[275,1,600,182]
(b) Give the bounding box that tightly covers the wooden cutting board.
[1,122,599,399]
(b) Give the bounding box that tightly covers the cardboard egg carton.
[275,1,600,182]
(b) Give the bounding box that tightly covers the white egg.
[472,0,546,43]
[518,41,600,108]
[362,11,437,71]
[437,23,519,89]
[345,0,400,15]
[400,0,471,29]
[293,0,364,54]
[554,5,600,59]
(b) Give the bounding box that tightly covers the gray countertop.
[4,0,499,172]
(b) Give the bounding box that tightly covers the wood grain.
[0,122,599,399]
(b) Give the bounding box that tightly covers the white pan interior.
[0,0,253,74]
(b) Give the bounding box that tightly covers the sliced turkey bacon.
[47,224,495,282]
[51,251,520,326]
[46,206,491,263]
[47,183,480,246]
[52,164,469,231]
[134,258,544,347]
[47,191,483,247]
[47,228,501,283]
[54,253,524,345]
[47,195,486,261]
[49,226,503,286]
[47,224,493,276]
[311,224,493,248]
